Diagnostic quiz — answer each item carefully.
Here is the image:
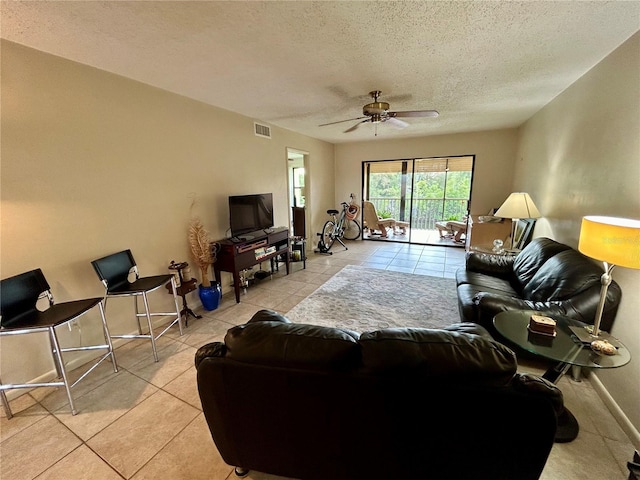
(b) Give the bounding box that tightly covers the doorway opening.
[287,148,308,238]
[362,155,474,246]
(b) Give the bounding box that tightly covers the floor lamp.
[494,192,542,250]
[572,215,640,340]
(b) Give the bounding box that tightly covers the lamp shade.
[578,216,640,269]
[494,192,542,219]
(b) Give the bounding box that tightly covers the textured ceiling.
[2,1,639,143]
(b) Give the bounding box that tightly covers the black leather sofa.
[196,309,562,480]
[456,237,621,333]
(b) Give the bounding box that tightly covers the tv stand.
[214,227,290,303]
[234,235,255,242]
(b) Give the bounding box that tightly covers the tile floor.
[362,226,466,247]
[0,240,635,479]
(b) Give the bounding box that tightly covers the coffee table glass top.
[493,310,631,369]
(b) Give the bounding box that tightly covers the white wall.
[0,41,335,387]
[515,32,640,442]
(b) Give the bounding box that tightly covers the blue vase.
[199,283,221,311]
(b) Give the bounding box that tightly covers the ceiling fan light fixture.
[319,90,438,135]
[363,102,390,116]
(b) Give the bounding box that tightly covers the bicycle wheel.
[321,220,337,250]
[343,219,361,240]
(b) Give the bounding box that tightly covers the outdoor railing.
[368,197,468,230]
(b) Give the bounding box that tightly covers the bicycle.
[316,195,362,254]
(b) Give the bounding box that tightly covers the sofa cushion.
[522,250,602,301]
[359,323,516,383]
[512,238,572,289]
[224,320,360,371]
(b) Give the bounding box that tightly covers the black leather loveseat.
[457,237,621,333]
[196,309,562,480]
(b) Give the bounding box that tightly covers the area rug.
[286,265,459,332]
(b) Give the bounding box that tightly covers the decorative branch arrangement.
[188,217,217,288]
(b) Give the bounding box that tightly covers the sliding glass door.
[363,156,473,245]
[364,160,412,223]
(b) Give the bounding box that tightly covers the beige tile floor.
[0,240,635,479]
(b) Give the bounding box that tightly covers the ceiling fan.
[319,90,439,134]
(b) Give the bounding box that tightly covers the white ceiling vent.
[254,122,271,139]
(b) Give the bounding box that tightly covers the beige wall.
[335,129,519,218]
[2,32,639,443]
[336,32,640,443]
[0,41,335,385]
[515,32,640,441]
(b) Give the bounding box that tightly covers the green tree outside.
[368,169,471,227]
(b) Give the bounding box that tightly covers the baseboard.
[588,371,640,450]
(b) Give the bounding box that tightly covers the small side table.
[493,310,630,443]
[167,262,202,327]
[290,236,307,269]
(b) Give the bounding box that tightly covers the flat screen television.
[229,193,274,239]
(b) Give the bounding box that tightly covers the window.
[293,167,305,207]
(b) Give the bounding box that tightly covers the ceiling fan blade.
[385,117,409,129]
[391,110,439,118]
[344,119,370,133]
[319,116,367,127]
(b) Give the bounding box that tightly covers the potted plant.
[188,217,221,310]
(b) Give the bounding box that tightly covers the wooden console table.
[214,227,290,303]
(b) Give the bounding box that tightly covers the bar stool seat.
[0,269,118,419]
[91,250,183,363]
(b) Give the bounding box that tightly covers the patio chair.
[363,201,408,237]
[435,218,468,243]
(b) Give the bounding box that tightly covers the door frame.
[361,155,475,245]
[286,147,309,239]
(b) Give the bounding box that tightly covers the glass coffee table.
[493,310,631,442]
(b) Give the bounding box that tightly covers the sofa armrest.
[195,342,226,369]
[442,322,494,340]
[474,292,566,315]
[248,309,292,324]
[472,292,567,328]
[560,284,621,333]
[513,373,564,417]
[466,252,515,278]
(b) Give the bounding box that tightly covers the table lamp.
[494,192,542,249]
[575,215,640,340]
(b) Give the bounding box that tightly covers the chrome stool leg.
[142,292,159,362]
[0,378,13,419]
[97,301,118,373]
[49,327,77,415]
